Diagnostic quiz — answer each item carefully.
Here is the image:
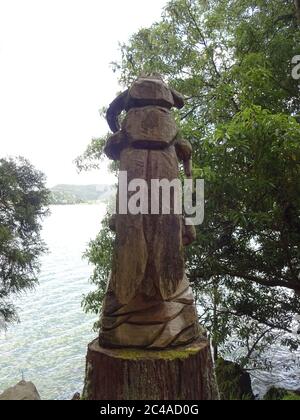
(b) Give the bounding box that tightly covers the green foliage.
[215,358,255,400]
[82,216,114,326]
[187,105,300,367]
[0,157,49,328]
[264,386,300,400]
[75,134,120,176]
[189,107,300,291]
[50,191,84,205]
[80,0,300,371]
[282,393,300,400]
[114,0,300,119]
[74,136,108,172]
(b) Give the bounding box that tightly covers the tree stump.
[83,338,219,400]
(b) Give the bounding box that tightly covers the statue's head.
[106,73,184,132]
[127,74,183,110]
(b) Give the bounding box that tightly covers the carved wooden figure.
[99,74,202,349]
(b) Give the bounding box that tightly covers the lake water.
[0,204,105,400]
[0,204,299,399]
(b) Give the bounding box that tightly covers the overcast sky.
[0,0,166,187]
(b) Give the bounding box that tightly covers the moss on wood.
[111,345,203,361]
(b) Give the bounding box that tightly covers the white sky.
[0,0,167,187]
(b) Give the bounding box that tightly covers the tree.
[78,0,300,369]
[0,157,49,328]
[81,216,114,328]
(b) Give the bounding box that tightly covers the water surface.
[0,204,105,400]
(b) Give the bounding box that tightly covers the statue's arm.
[106,90,129,133]
[174,133,197,246]
[183,223,197,246]
[174,133,193,178]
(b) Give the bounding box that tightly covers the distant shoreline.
[49,201,106,206]
[49,184,115,206]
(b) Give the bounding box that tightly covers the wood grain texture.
[83,339,219,400]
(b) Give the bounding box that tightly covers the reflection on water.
[0,204,299,399]
[251,345,300,397]
[0,204,105,400]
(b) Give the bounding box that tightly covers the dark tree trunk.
[83,339,219,401]
[295,0,300,23]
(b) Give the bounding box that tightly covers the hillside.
[50,184,115,205]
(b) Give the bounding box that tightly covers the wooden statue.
[83,75,219,401]
[98,74,203,349]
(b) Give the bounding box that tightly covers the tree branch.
[225,270,300,294]
[218,310,292,335]
[244,328,274,365]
